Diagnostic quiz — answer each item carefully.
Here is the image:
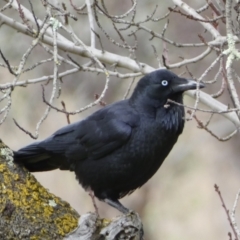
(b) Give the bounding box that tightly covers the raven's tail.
[14,143,68,172]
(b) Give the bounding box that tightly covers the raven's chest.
[131,106,184,155]
[115,107,185,187]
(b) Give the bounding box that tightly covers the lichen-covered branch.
[0,140,79,239]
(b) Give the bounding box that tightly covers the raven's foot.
[103,198,130,214]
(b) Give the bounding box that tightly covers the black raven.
[14,69,204,213]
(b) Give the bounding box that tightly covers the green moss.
[54,213,79,236]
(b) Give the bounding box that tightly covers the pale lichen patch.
[48,199,57,207]
[0,148,14,166]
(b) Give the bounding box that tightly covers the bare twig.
[86,0,95,48]
[13,118,37,139]
[214,184,239,239]
[231,188,240,238]
[61,101,71,124]
[0,50,16,76]
[188,110,237,141]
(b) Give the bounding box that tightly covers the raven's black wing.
[14,100,139,171]
[75,104,139,160]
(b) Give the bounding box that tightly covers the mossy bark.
[0,140,79,239]
[0,140,143,240]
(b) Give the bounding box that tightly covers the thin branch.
[61,101,71,124]
[98,0,137,19]
[123,77,136,99]
[86,0,95,48]
[214,184,239,239]
[169,7,225,23]
[33,17,61,138]
[231,188,240,238]
[0,50,16,76]
[13,118,37,139]
[0,93,11,125]
[172,0,221,38]
[168,47,212,68]
[189,110,237,141]
[0,0,14,13]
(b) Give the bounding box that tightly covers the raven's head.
[131,69,204,106]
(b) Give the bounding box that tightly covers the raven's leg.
[103,198,130,214]
[88,191,99,215]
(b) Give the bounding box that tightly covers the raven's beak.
[173,78,205,93]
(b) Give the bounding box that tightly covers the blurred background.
[1,0,240,239]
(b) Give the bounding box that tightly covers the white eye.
[161,80,168,86]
